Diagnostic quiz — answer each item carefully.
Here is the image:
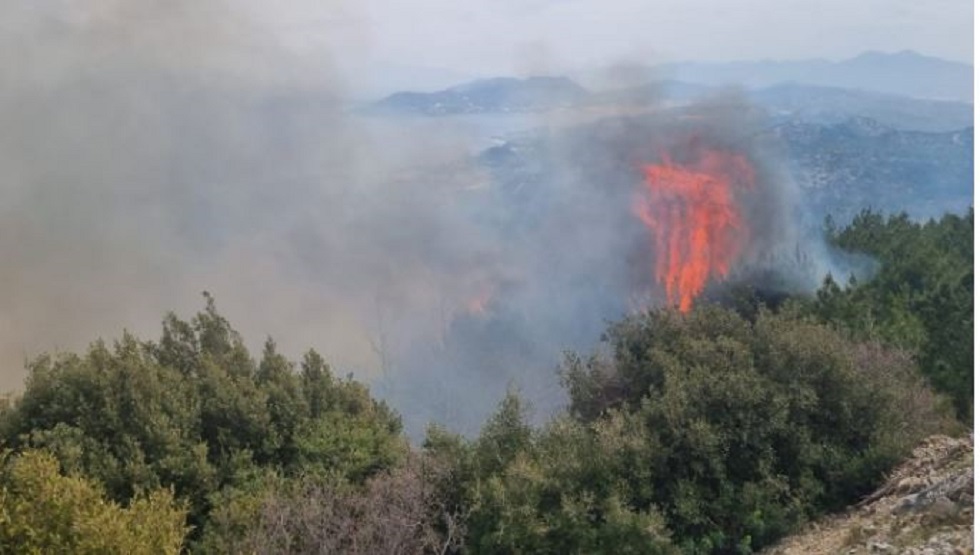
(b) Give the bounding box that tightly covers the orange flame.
[632,147,755,312]
[464,286,494,316]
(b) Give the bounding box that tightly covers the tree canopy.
[813,209,973,418]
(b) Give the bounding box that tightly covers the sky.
[248,0,973,90]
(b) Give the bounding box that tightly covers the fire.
[464,286,494,316]
[632,146,755,312]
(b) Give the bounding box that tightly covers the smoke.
[546,89,869,297]
[1,4,863,437]
[0,0,481,390]
[382,88,872,434]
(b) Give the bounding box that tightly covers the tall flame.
[632,147,755,312]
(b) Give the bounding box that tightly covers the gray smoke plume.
[380,88,877,435]
[0,0,480,389]
[1,3,862,437]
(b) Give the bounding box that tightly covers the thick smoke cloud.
[0,0,482,391]
[1,2,858,436]
[383,89,872,434]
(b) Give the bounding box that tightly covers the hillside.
[751,83,973,132]
[764,434,973,555]
[370,76,588,115]
[586,80,972,131]
[369,68,973,133]
[775,118,973,220]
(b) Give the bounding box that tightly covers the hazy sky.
[251,0,973,79]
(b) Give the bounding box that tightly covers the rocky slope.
[763,434,974,555]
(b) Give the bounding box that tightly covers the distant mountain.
[370,76,589,115]
[657,51,973,102]
[371,70,971,133]
[749,83,973,132]
[344,63,481,101]
[585,79,972,132]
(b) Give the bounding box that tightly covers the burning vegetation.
[633,144,756,312]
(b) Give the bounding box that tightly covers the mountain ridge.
[367,72,972,132]
[370,75,588,116]
[623,50,973,101]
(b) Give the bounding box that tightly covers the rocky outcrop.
[764,434,973,555]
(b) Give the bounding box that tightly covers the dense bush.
[420,394,679,554]
[201,452,463,554]
[0,449,187,554]
[814,209,973,419]
[444,306,956,554]
[0,294,405,550]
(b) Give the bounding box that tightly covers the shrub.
[0,294,404,547]
[203,453,463,554]
[558,305,956,553]
[0,449,188,554]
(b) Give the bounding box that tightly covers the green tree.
[0,449,188,554]
[812,209,973,418]
[0,294,405,549]
[558,306,955,553]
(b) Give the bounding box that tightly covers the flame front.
[465,291,491,316]
[632,147,755,312]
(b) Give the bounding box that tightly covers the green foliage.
[201,453,463,554]
[814,209,973,419]
[422,294,960,554]
[473,390,533,477]
[463,409,679,554]
[552,306,953,553]
[0,449,188,554]
[0,294,404,548]
[195,469,283,554]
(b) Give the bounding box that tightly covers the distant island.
[368,50,973,116]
